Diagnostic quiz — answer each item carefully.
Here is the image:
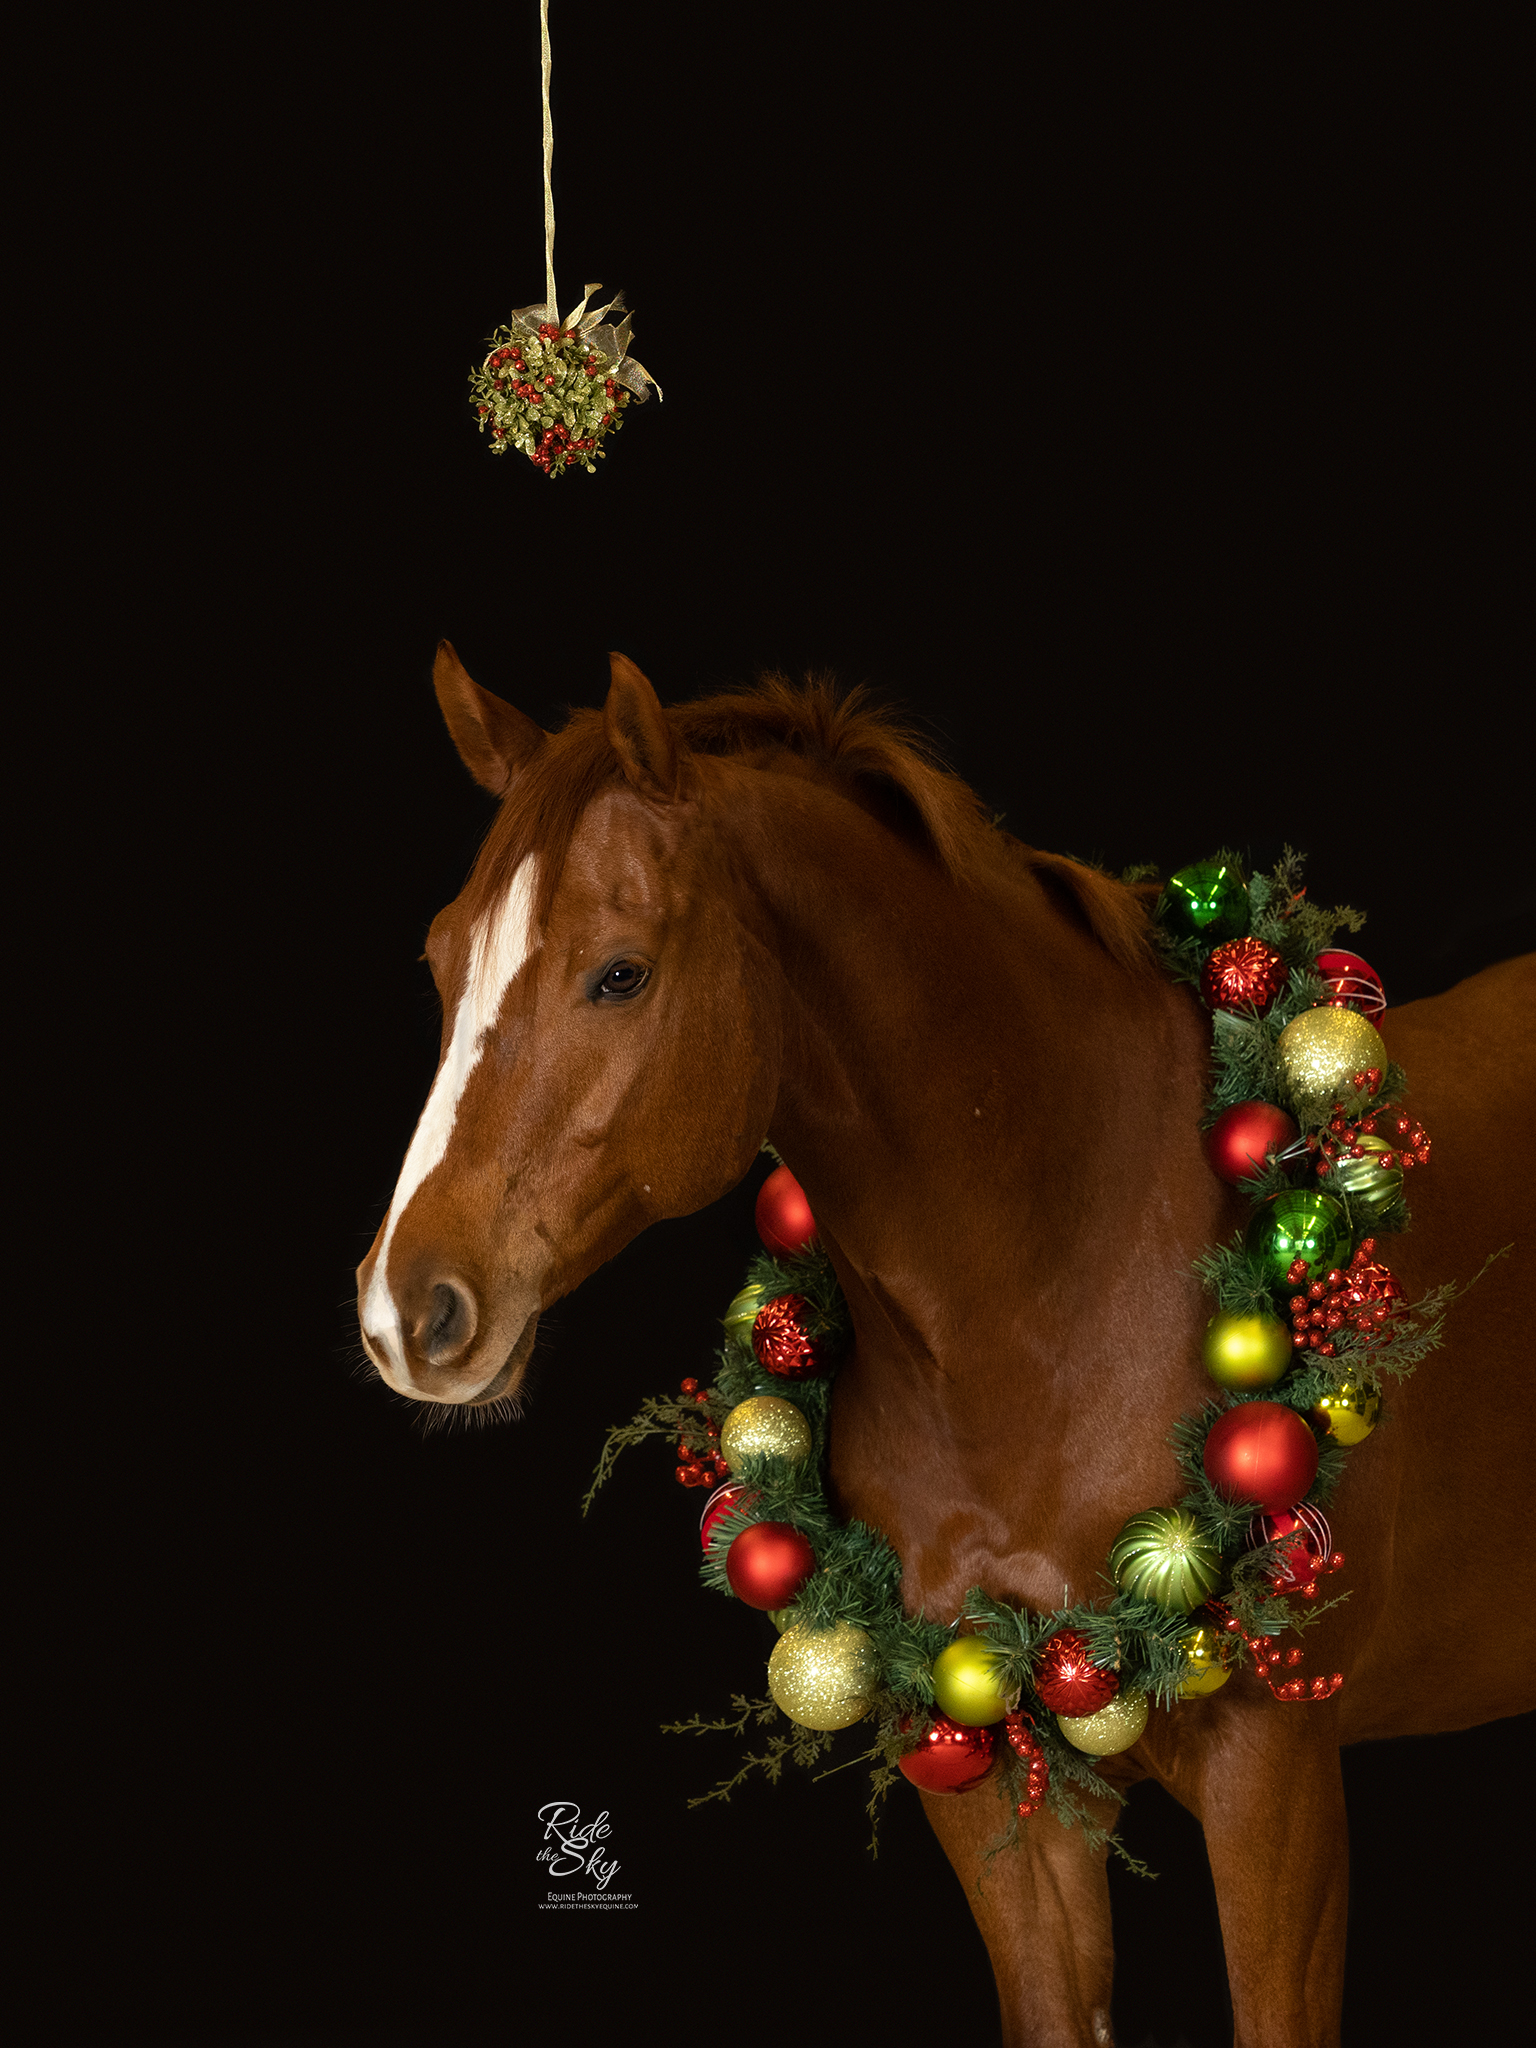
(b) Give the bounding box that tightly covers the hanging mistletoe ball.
[1108,1509,1223,1612]
[1205,1101,1299,1185]
[1201,936,1289,1014]
[755,1165,818,1256]
[725,1521,816,1610]
[470,319,632,475]
[750,1294,825,1379]
[897,1713,998,1795]
[1033,1630,1120,1715]
[1203,1401,1319,1513]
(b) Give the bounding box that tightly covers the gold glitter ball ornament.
[1056,1688,1149,1756]
[767,1620,878,1729]
[1175,1623,1233,1698]
[1275,1007,1389,1125]
[720,1396,813,1471]
[1312,1377,1382,1447]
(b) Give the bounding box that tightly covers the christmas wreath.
[585,850,1499,1865]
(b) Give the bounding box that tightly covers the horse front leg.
[1170,1708,1349,2048]
[919,1784,1118,2048]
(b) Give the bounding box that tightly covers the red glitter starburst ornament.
[1200,936,1290,1013]
[1033,1629,1120,1715]
[750,1294,826,1380]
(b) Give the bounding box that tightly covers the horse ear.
[433,641,546,796]
[604,652,681,800]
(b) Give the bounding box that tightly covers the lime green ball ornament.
[723,1282,768,1340]
[1108,1509,1223,1613]
[931,1636,1019,1726]
[1162,861,1249,944]
[1245,1190,1351,1291]
[1328,1134,1405,1221]
[1203,1309,1292,1390]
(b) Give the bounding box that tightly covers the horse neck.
[723,770,1218,1381]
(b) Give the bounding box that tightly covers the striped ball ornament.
[1108,1508,1223,1613]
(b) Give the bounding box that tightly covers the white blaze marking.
[364,857,539,1371]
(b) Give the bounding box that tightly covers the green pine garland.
[585,851,1501,1866]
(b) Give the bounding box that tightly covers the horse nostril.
[418,1279,477,1363]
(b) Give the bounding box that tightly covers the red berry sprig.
[1310,1079,1431,1182]
[1004,1710,1051,1819]
[673,1377,728,1489]
[1212,1604,1344,1703]
[1285,1238,1408,1355]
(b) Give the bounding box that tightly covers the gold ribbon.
[501,283,662,402]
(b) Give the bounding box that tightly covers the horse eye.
[596,960,650,1000]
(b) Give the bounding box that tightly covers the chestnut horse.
[356,644,1534,2047]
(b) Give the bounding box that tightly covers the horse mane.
[460,674,1157,974]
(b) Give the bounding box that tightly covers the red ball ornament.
[699,1482,757,1551]
[725,1520,817,1609]
[1246,1502,1333,1590]
[1200,936,1290,1014]
[750,1293,824,1379]
[1205,1101,1300,1185]
[897,1712,997,1795]
[1202,1402,1320,1513]
[1033,1629,1120,1715]
[755,1164,818,1256]
[1316,949,1386,1020]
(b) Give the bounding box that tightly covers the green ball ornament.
[1108,1509,1223,1614]
[1056,1688,1149,1756]
[1162,861,1249,944]
[1328,1134,1405,1221]
[1245,1189,1351,1291]
[1203,1309,1292,1390]
[722,1282,769,1339]
[931,1636,1019,1727]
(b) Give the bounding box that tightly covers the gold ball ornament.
[1312,1377,1382,1446]
[767,1620,878,1730]
[931,1636,1020,1726]
[1056,1688,1149,1755]
[1275,1007,1389,1125]
[1175,1623,1233,1697]
[1202,1309,1292,1390]
[719,1396,813,1471]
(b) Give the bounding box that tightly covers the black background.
[39,8,1530,2045]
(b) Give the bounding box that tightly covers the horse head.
[355,642,781,1409]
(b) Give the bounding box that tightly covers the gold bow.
[502,282,662,402]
